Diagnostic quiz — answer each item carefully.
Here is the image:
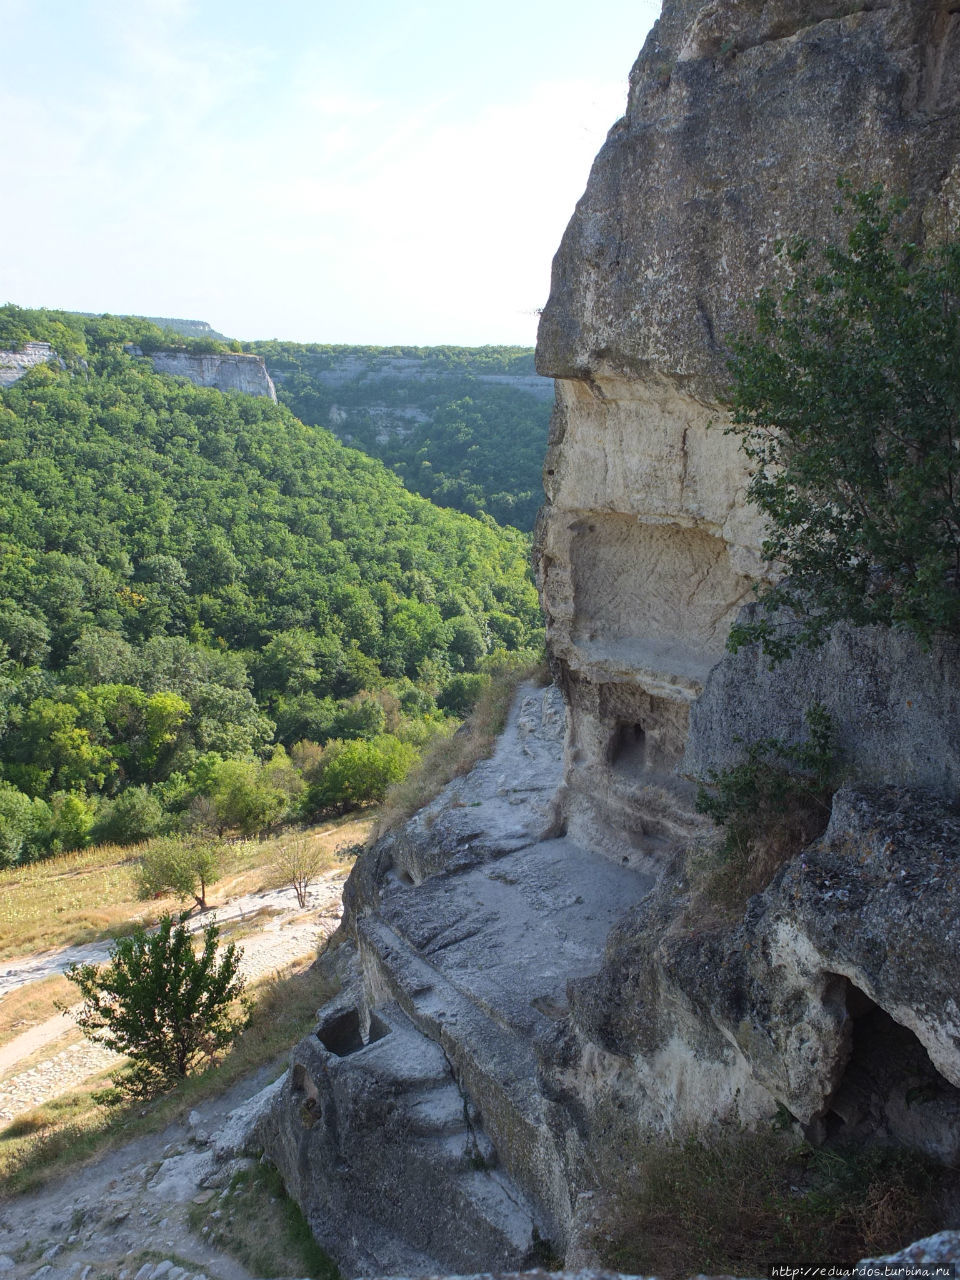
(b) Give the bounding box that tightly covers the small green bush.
[695,704,836,904]
[65,914,247,1095]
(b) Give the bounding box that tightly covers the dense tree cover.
[725,186,960,659]
[248,342,551,530]
[0,308,542,862]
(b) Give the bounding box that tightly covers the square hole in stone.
[316,1008,390,1057]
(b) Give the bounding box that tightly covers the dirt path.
[0,874,346,1000]
[0,1066,287,1280]
[0,873,346,1124]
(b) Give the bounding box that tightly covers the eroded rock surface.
[0,342,62,387]
[150,352,277,402]
[564,787,960,1158]
[535,0,960,861]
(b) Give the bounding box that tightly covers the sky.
[1,0,661,346]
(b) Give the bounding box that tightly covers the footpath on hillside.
[0,872,347,1124]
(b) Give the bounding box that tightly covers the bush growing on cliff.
[695,704,836,905]
[726,182,960,660]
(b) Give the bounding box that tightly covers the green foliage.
[65,914,246,1095]
[136,836,223,910]
[305,734,417,816]
[726,182,960,659]
[204,758,287,835]
[248,341,551,529]
[695,704,836,901]
[437,671,491,717]
[91,785,164,846]
[0,307,543,851]
[0,781,49,866]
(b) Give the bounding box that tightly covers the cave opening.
[819,977,960,1163]
[317,1007,390,1057]
[608,721,648,771]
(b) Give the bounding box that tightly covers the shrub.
[437,672,491,717]
[65,914,246,1095]
[44,791,96,854]
[595,1128,944,1279]
[305,735,417,817]
[0,782,50,866]
[91,785,164,846]
[137,836,222,911]
[695,704,836,905]
[726,182,960,659]
[206,758,288,835]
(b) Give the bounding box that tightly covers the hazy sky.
[2,0,661,345]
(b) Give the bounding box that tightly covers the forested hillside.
[0,307,542,863]
[249,342,552,530]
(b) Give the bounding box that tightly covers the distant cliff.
[150,351,277,402]
[0,341,62,388]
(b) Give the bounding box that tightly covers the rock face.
[535,0,960,860]
[151,351,277,401]
[0,341,62,387]
[685,609,960,800]
[262,3,960,1273]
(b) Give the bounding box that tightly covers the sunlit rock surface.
[151,351,278,401]
[0,341,62,387]
[262,4,960,1273]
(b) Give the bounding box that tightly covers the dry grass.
[374,659,548,837]
[0,975,75,1051]
[188,1161,337,1279]
[0,814,372,963]
[595,1129,948,1279]
[0,957,340,1196]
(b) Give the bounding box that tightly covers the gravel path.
[0,874,346,1123]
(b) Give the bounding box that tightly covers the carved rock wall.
[535,0,960,859]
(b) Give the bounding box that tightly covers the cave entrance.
[317,1007,390,1057]
[820,977,960,1163]
[608,722,649,772]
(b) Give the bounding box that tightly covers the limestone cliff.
[150,351,277,401]
[536,0,960,860]
[0,341,62,388]
[260,3,960,1273]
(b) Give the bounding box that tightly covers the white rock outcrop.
[0,341,61,387]
[151,351,277,401]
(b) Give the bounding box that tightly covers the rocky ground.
[0,1068,293,1280]
[0,870,350,1280]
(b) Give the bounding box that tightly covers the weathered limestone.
[0,341,62,387]
[263,4,960,1272]
[150,351,277,401]
[566,787,960,1160]
[685,607,960,801]
[535,0,960,860]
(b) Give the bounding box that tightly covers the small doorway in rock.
[608,722,648,773]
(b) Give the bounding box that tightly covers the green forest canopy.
[249,341,552,530]
[0,306,542,862]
